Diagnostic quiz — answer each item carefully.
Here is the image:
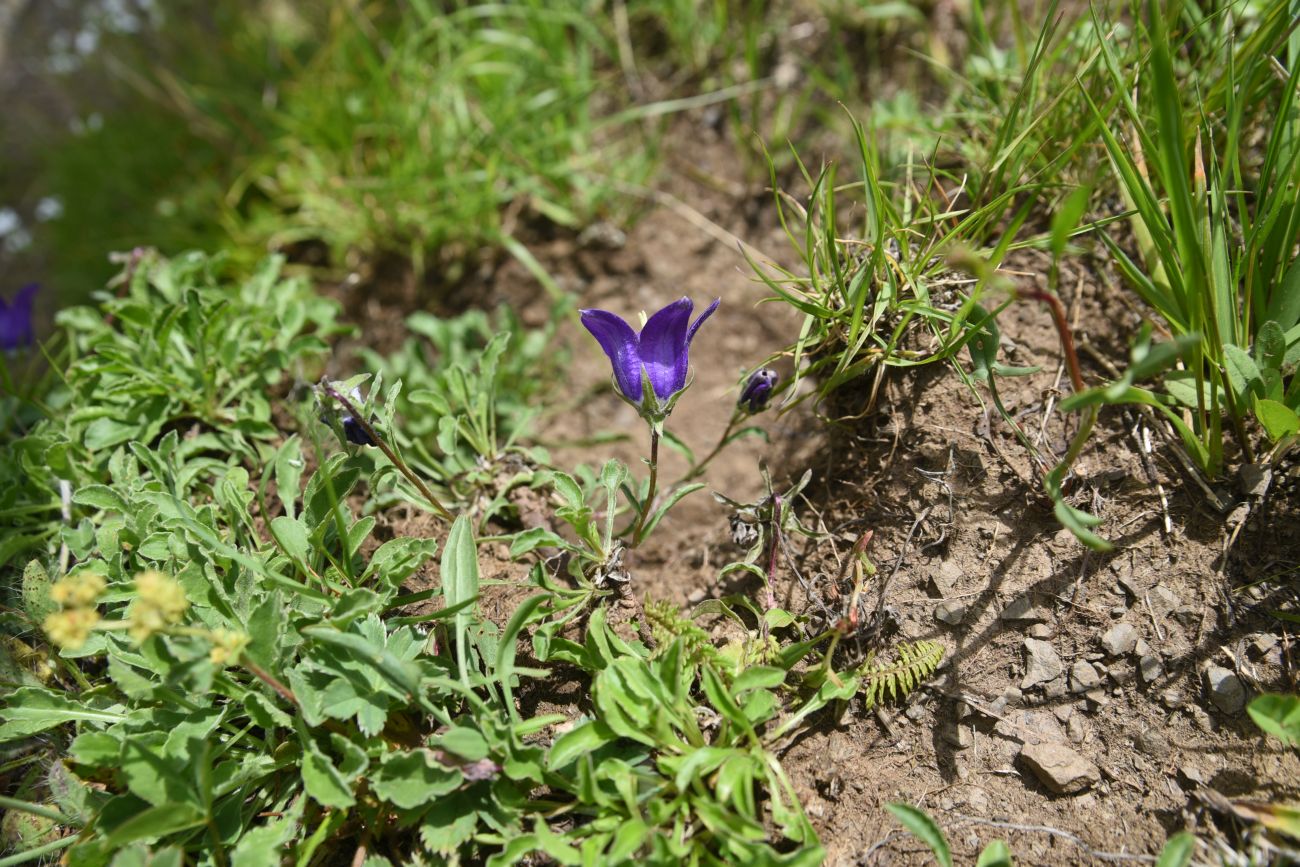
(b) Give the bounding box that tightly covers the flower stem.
[630,427,659,548]
[324,384,454,521]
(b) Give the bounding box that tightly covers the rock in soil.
[1205,665,1247,715]
[1070,660,1102,693]
[1100,622,1139,656]
[1022,639,1063,689]
[1019,742,1100,795]
[1135,728,1170,759]
[1002,594,1051,623]
[934,600,966,625]
[1139,654,1164,684]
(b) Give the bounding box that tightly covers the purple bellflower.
[580,296,720,424]
[0,283,38,353]
[738,368,778,413]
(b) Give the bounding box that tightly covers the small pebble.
[934,600,967,625]
[1136,728,1170,759]
[1139,655,1164,683]
[1205,665,1246,715]
[1070,660,1102,693]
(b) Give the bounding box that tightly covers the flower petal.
[639,298,694,400]
[580,308,643,402]
[687,297,720,345]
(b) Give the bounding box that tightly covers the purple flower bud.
[580,296,720,420]
[320,386,377,447]
[738,368,778,413]
[0,283,38,353]
[340,415,376,446]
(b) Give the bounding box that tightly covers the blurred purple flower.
[580,296,719,418]
[738,368,778,413]
[320,386,376,447]
[0,283,37,352]
[340,414,375,447]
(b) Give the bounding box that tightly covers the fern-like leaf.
[644,598,719,668]
[859,640,944,709]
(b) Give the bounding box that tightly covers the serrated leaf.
[371,750,461,809]
[365,537,439,588]
[300,744,355,809]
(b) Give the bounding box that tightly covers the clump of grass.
[1071,0,1300,475]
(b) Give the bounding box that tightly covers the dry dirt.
[333,117,1299,865]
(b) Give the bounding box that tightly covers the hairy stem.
[324,384,454,521]
[630,427,659,548]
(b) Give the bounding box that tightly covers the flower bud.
[738,368,778,413]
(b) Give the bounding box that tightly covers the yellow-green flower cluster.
[42,572,106,651]
[127,571,189,643]
[208,628,249,666]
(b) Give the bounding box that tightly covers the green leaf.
[233,818,295,867]
[274,435,304,521]
[73,485,129,513]
[437,726,488,762]
[1155,831,1196,867]
[549,719,616,769]
[975,839,1012,867]
[1050,185,1092,260]
[300,743,355,809]
[102,803,205,848]
[731,666,787,693]
[496,593,549,723]
[70,732,121,765]
[270,516,311,564]
[885,803,952,867]
[441,516,480,687]
[1254,398,1300,441]
[1223,344,1263,403]
[1256,320,1287,372]
[371,750,461,810]
[120,736,197,808]
[1266,257,1300,332]
[0,688,126,743]
[1247,694,1300,746]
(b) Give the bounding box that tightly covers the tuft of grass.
[1071,0,1300,475]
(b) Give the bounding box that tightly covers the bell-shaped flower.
[0,283,37,353]
[738,368,778,413]
[580,296,720,423]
